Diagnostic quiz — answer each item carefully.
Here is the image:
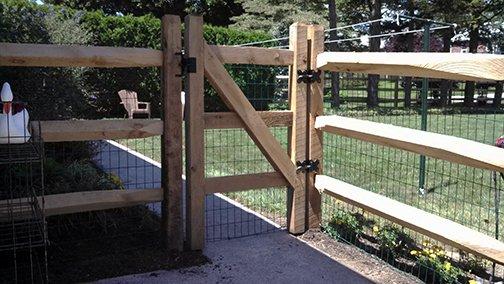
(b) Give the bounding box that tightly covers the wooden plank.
[204,41,303,193]
[0,189,163,220]
[161,15,183,251]
[184,15,206,251]
[315,115,504,173]
[204,172,288,194]
[306,25,324,229]
[315,175,504,265]
[317,52,504,82]
[33,119,163,142]
[0,42,161,68]
[286,22,308,234]
[204,111,292,129]
[209,45,293,66]
[33,112,290,143]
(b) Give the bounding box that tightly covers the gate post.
[161,15,183,251]
[287,23,308,234]
[184,15,205,250]
[307,25,324,229]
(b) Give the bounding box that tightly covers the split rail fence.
[1,14,504,268]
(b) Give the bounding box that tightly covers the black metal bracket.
[296,159,320,173]
[175,52,197,77]
[297,69,321,84]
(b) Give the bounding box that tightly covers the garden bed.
[46,206,208,283]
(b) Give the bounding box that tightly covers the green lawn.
[117,110,504,239]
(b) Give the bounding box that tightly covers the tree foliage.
[230,0,327,36]
[1,0,274,120]
[45,0,244,26]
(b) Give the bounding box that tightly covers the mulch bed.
[47,206,209,283]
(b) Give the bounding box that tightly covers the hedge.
[0,0,278,118]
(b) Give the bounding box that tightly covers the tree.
[420,0,504,106]
[328,0,340,108]
[366,0,380,107]
[45,0,244,26]
[45,0,186,17]
[230,0,327,36]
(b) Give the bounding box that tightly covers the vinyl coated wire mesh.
[322,74,504,283]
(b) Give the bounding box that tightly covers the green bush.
[325,211,364,242]
[373,224,414,256]
[45,158,122,194]
[81,10,276,114]
[0,0,93,120]
[1,0,277,119]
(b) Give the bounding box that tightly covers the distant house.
[450,44,488,53]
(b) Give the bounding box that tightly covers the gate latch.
[296,159,320,173]
[176,52,197,76]
[297,69,321,84]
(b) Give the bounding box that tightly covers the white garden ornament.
[0,82,31,144]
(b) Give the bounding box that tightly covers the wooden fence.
[1,14,504,265]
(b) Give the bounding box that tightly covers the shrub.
[1,0,277,119]
[0,0,93,120]
[45,159,122,194]
[410,240,464,283]
[373,225,415,256]
[326,211,364,242]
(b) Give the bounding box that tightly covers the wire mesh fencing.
[322,73,504,283]
[203,63,290,241]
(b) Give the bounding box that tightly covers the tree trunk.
[464,26,478,106]
[494,82,503,107]
[328,0,340,108]
[367,0,381,108]
[403,0,414,108]
[440,28,453,106]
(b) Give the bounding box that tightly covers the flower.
[422,240,430,246]
[443,261,451,271]
[468,280,477,284]
[373,226,379,233]
[429,253,437,259]
[410,250,418,256]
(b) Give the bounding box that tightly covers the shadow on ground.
[97,231,372,283]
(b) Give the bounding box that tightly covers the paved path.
[94,140,280,241]
[93,140,372,283]
[97,231,371,284]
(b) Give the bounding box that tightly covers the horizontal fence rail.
[316,115,504,173]
[0,42,294,68]
[0,189,163,219]
[0,42,162,68]
[317,52,504,82]
[33,111,292,142]
[315,175,504,265]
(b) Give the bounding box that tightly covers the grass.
[116,108,504,240]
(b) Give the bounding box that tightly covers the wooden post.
[287,23,308,234]
[394,76,399,108]
[307,25,324,229]
[161,15,183,251]
[184,15,205,250]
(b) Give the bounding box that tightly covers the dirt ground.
[299,229,422,284]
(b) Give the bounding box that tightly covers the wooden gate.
[177,16,323,249]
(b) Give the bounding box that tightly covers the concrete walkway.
[97,231,371,284]
[94,140,281,241]
[93,140,372,283]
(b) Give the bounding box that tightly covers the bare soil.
[46,206,209,283]
[299,229,422,284]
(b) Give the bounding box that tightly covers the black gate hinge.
[296,159,320,173]
[176,52,196,77]
[297,69,321,84]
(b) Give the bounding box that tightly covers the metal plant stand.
[0,121,48,283]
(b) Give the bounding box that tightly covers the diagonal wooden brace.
[203,41,303,192]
